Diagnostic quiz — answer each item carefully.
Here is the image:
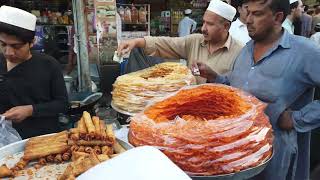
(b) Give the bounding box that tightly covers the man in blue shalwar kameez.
[194,0,320,179]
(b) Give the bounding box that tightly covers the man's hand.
[192,62,218,82]
[2,105,33,123]
[117,38,145,56]
[278,110,294,130]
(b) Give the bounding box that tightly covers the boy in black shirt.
[0,6,68,139]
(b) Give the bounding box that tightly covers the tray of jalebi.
[0,111,133,180]
[128,84,274,179]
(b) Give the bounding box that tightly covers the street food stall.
[0,64,274,179]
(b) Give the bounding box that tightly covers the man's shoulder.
[289,35,320,53]
[230,36,244,51]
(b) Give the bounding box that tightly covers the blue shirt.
[215,30,320,180]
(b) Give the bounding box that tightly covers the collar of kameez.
[284,18,293,27]
[247,30,291,49]
[235,18,246,28]
[278,30,291,49]
[200,34,232,50]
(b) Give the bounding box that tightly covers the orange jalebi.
[129,84,273,176]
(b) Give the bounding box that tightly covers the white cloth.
[184,9,192,15]
[0,6,36,31]
[290,0,298,4]
[178,17,197,37]
[229,18,251,45]
[78,146,192,180]
[310,32,320,46]
[282,18,294,34]
[207,0,236,21]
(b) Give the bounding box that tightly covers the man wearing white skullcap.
[178,9,197,37]
[117,0,243,84]
[196,0,320,179]
[282,0,304,34]
[0,6,68,139]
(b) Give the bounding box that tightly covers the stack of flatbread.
[111,62,196,115]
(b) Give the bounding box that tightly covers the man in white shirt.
[229,0,251,45]
[178,9,197,37]
[282,0,304,34]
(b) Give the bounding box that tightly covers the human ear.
[274,12,285,25]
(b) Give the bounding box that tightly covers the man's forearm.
[134,38,146,48]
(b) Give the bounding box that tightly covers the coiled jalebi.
[129,84,273,175]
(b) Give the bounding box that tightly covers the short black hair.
[230,0,247,8]
[0,22,35,43]
[304,5,309,12]
[230,0,248,18]
[246,0,290,23]
[290,1,299,10]
[315,25,320,32]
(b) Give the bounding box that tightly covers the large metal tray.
[0,135,132,180]
[190,153,273,180]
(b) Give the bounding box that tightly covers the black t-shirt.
[0,52,68,139]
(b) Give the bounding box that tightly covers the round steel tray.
[190,153,273,180]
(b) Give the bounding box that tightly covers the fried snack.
[83,111,95,134]
[68,139,113,146]
[25,131,68,147]
[84,147,93,153]
[66,175,76,180]
[78,146,85,152]
[78,117,87,137]
[100,120,107,140]
[101,146,113,155]
[23,144,69,161]
[106,124,116,143]
[110,154,119,158]
[34,163,42,169]
[58,152,100,180]
[62,152,71,161]
[46,154,55,162]
[54,154,63,163]
[113,141,126,154]
[70,133,80,141]
[13,159,28,170]
[0,164,12,178]
[92,116,101,137]
[23,131,69,161]
[58,162,74,180]
[97,154,110,162]
[69,128,79,134]
[129,84,273,176]
[93,146,102,154]
[38,158,47,165]
[70,145,80,152]
[71,151,90,162]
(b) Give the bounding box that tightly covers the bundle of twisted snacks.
[129,84,273,176]
[112,62,196,115]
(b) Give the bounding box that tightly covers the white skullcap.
[0,6,36,31]
[290,0,298,4]
[184,9,192,15]
[207,0,236,21]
